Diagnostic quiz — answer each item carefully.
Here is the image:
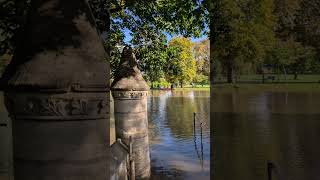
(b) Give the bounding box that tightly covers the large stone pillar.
[0,0,109,179]
[111,47,151,180]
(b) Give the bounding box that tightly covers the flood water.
[2,86,320,180]
[110,90,210,179]
[147,90,210,180]
[0,90,210,180]
[212,86,320,180]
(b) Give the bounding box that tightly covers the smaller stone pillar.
[111,47,150,180]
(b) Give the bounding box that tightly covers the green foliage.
[163,44,183,84]
[107,0,208,78]
[274,0,302,39]
[148,78,171,89]
[167,37,196,86]
[294,0,320,57]
[272,0,320,75]
[134,34,169,83]
[0,0,208,79]
[0,0,31,55]
[210,0,276,82]
[193,39,210,76]
[209,0,320,81]
[265,38,316,76]
[193,74,209,85]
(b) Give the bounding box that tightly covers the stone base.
[112,90,150,180]
[4,91,109,180]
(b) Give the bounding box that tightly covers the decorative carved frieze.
[4,92,109,120]
[112,91,148,100]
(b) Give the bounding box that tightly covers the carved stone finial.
[0,0,109,91]
[111,46,149,91]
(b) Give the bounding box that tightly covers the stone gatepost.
[111,47,151,180]
[0,0,109,179]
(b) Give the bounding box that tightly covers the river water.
[212,86,320,180]
[0,90,210,180]
[111,90,210,179]
[2,86,320,180]
[147,90,210,180]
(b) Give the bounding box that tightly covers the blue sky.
[123,28,208,44]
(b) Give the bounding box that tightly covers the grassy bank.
[215,74,320,84]
[212,83,320,92]
[151,82,320,92]
[172,84,210,91]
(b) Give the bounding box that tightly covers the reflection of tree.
[212,90,320,180]
[194,96,210,134]
[212,91,269,179]
[148,91,164,144]
[165,91,209,140]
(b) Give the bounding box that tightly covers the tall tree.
[0,0,208,63]
[106,0,209,77]
[209,0,276,83]
[134,34,171,88]
[294,0,320,60]
[270,0,320,75]
[167,37,196,87]
[265,38,316,79]
[274,0,302,39]
[193,39,210,76]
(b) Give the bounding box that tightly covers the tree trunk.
[282,65,287,82]
[210,27,215,87]
[294,73,298,80]
[227,65,235,84]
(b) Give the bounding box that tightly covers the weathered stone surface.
[111,47,149,91]
[112,91,148,100]
[112,48,150,180]
[0,0,110,179]
[5,92,109,120]
[0,0,109,91]
[113,99,147,113]
[5,92,109,180]
[114,114,148,132]
[110,140,129,180]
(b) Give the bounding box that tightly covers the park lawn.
[215,74,320,83]
[212,83,320,93]
[173,84,210,91]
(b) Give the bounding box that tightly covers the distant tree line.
[210,0,320,83]
[0,0,319,85]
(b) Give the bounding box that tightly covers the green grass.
[212,83,320,92]
[215,74,320,83]
[173,87,210,91]
[173,84,210,90]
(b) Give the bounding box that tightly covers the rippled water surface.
[0,90,210,180]
[212,86,320,180]
[4,86,319,180]
[147,90,210,180]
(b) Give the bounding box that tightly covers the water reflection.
[149,90,210,180]
[212,87,320,180]
[0,90,210,180]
